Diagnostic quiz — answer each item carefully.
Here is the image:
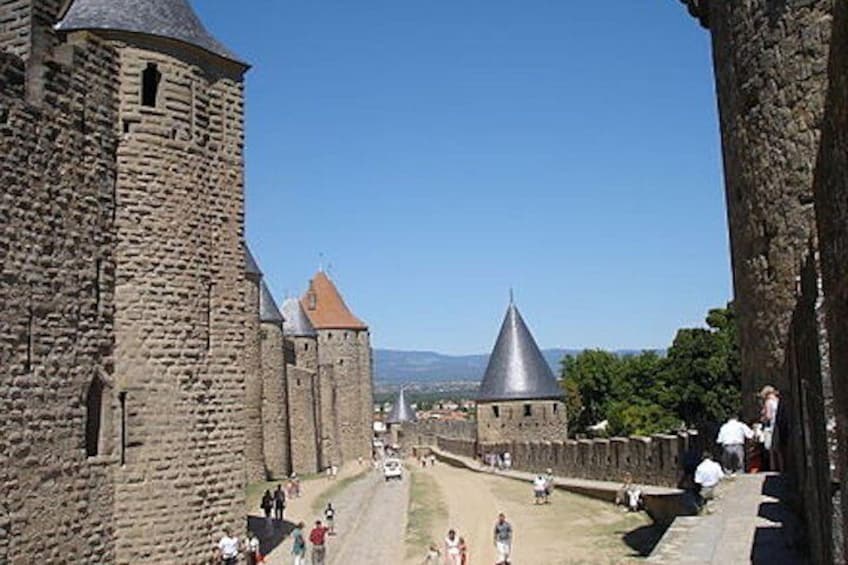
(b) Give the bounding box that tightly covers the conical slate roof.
[281,298,317,337]
[56,0,246,65]
[386,388,417,424]
[477,303,563,402]
[245,245,262,278]
[301,271,367,330]
[259,280,284,325]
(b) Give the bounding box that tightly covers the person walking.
[458,537,468,565]
[543,468,555,504]
[260,490,273,522]
[760,386,784,472]
[532,474,547,505]
[324,502,336,535]
[716,414,754,474]
[444,529,461,565]
[244,530,261,565]
[309,520,330,565]
[291,521,307,565]
[274,484,286,521]
[216,528,240,565]
[493,513,513,565]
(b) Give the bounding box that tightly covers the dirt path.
[416,462,658,565]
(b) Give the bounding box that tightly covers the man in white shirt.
[716,414,754,474]
[694,452,725,504]
[217,528,240,565]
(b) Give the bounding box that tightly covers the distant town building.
[476,302,567,444]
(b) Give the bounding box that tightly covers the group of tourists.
[260,485,287,522]
[215,528,263,565]
[419,454,437,467]
[532,468,555,504]
[426,513,513,565]
[482,451,512,472]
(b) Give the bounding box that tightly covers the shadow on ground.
[750,475,807,565]
[621,522,669,556]
[246,516,295,557]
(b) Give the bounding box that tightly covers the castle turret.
[55,1,250,561]
[386,387,417,447]
[302,271,373,466]
[282,298,321,472]
[259,279,290,478]
[476,302,567,445]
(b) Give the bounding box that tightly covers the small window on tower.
[552,403,558,414]
[141,63,161,108]
[85,377,105,457]
[523,404,532,417]
[492,405,500,418]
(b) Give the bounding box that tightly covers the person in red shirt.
[309,520,330,564]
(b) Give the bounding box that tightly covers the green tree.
[560,349,622,432]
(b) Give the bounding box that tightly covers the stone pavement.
[648,473,807,564]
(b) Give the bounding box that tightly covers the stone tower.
[476,302,567,446]
[244,246,265,482]
[302,271,373,466]
[282,297,322,473]
[386,387,417,447]
[259,279,290,478]
[1,1,119,561]
[56,1,250,562]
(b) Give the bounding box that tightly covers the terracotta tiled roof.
[301,271,367,330]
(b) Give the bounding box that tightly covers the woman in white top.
[760,385,783,471]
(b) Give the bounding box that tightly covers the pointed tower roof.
[259,280,284,325]
[245,244,262,278]
[386,388,417,424]
[477,303,563,402]
[301,271,367,330]
[281,298,317,337]
[56,0,246,66]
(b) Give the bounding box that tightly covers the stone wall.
[813,0,848,556]
[287,365,320,473]
[261,322,289,479]
[784,249,835,565]
[476,399,567,444]
[107,38,247,564]
[436,432,702,488]
[244,273,265,481]
[0,16,119,564]
[317,362,340,468]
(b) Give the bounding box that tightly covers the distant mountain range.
[374,348,656,385]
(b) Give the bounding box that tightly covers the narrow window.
[338,359,344,366]
[141,63,161,108]
[492,405,500,419]
[552,403,558,414]
[119,391,127,465]
[524,404,532,417]
[206,282,213,351]
[297,378,301,387]
[328,332,333,340]
[25,301,34,373]
[304,343,309,351]
[85,377,104,457]
[95,258,102,314]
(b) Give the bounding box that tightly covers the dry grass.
[405,467,449,559]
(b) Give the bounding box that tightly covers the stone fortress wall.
[0,1,119,561]
[411,422,700,489]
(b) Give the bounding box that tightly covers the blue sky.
[197,2,728,355]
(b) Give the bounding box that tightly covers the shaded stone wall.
[317,362,340,468]
[477,399,567,444]
[287,365,320,473]
[0,13,119,564]
[244,274,265,481]
[813,0,848,556]
[261,321,289,478]
[107,39,247,564]
[784,249,834,564]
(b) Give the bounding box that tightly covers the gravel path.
[327,467,410,565]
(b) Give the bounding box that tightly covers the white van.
[383,458,403,481]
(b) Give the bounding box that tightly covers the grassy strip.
[405,468,448,559]
[310,469,368,516]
